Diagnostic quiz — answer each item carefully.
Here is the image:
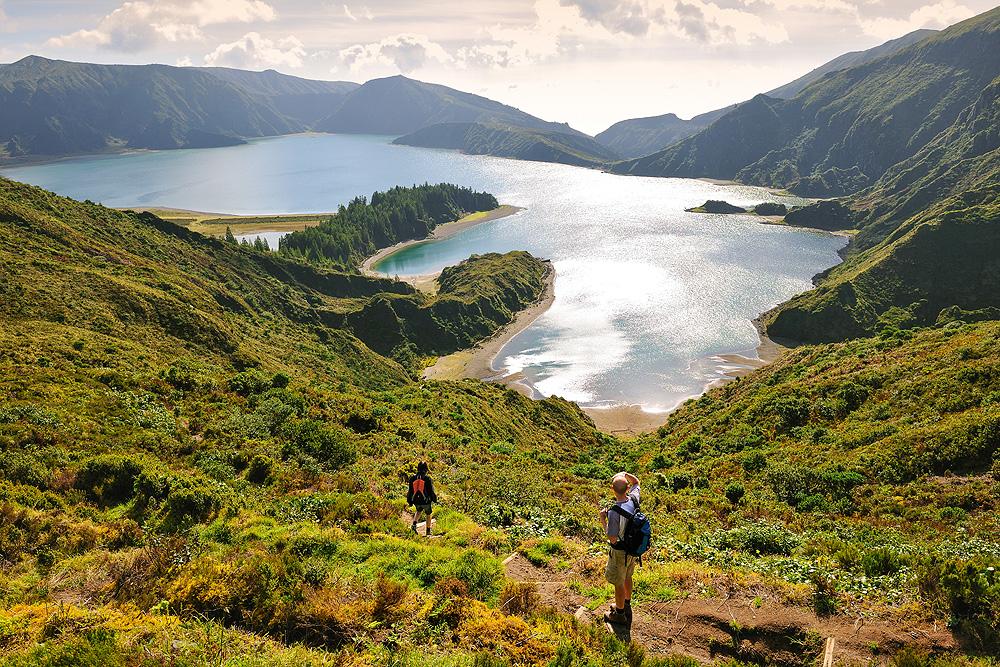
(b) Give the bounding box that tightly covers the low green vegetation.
[3,175,1000,666]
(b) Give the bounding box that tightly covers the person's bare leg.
[614,583,626,610]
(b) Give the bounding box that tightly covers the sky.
[1,1,997,134]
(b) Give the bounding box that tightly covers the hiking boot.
[624,600,632,622]
[411,522,417,534]
[603,607,628,624]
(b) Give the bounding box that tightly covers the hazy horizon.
[1,0,997,134]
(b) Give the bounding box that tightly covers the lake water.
[2,134,845,411]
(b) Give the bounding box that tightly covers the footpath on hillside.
[500,549,959,666]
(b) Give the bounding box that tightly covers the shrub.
[74,455,147,506]
[447,549,505,602]
[280,419,356,469]
[162,478,224,527]
[938,557,1000,650]
[835,381,870,413]
[227,369,272,396]
[862,547,908,577]
[742,451,767,472]
[0,480,66,511]
[713,522,801,556]
[0,452,49,489]
[246,454,275,485]
[770,395,811,429]
[725,483,745,505]
[670,473,692,491]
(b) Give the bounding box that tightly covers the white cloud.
[860,1,977,40]
[338,33,454,73]
[204,32,306,69]
[749,0,856,10]
[660,1,788,45]
[44,0,277,53]
[559,0,655,36]
[343,4,373,21]
[0,1,13,33]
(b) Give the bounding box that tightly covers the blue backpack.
[610,504,652,564]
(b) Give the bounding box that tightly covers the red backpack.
[412,477,427,505]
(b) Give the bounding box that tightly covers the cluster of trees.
[278,183,498,269]
[224,227,270,251]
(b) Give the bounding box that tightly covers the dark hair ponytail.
[417,461,428,474]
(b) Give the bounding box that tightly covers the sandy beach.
[582,320,786,437]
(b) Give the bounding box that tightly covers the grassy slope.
[2,178,1000,664]
[393,122,624,168]
[0,177,619,663]
[765,69,1000,342]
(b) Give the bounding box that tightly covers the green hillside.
[2,177,1000,664]
[760,13,1000,342]
[393,122,624,167]
[631,320,1000,652]
[0,56,306,157]
[610,9,1000,198]
[313,75,586,137]
[594,30,932,160]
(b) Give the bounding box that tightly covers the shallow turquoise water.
[2,135,845,411]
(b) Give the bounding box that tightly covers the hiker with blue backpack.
[600,471,650,625]
[407,462,437,536]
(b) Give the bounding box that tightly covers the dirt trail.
[400,511,439,538]
[502,553,961,666]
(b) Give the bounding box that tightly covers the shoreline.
[581,318,786,436]
[360,205,523,289]
[422,262,556,384]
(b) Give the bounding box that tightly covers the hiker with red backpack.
[600,471,649,625]
[407,462,437,536]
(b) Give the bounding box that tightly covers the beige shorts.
[605,547,637,586]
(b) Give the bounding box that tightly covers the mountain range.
[0,29,937,165]
[0,56,589,162]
